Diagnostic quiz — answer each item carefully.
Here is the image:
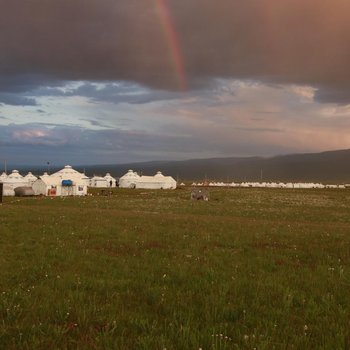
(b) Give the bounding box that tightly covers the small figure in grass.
[191,188,209,201]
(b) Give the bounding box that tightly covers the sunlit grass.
[1,188,350,349]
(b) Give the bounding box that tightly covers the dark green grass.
[1,188,350,349]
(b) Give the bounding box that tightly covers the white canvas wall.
[119,170,176,189]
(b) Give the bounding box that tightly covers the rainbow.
[155,0,188,91]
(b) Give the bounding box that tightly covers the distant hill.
[80,149,350,183]
[17,149,350,183]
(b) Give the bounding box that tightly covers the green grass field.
[1,188,350,349]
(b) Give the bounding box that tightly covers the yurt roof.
[120,170,140,180]
[51,165,85,180]
[39,176,60,186]
[154,171,165,178]
[7,170,24,180]
[104,173,116,180]
[24,172,38,180]
[91,176,106,181]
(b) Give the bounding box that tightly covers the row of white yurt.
[0,170,35,196]
[1,167,175,195]
[118,170,176,189]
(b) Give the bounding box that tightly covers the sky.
[1,0,350,167]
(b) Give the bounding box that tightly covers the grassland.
[1,188,350,349]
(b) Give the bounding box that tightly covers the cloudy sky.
[1,0,350,167]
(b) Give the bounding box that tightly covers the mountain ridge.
[81,149,350,182]
[15,149,350,182]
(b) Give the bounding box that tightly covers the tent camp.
[32,165,88,196]
[119,170,176,189]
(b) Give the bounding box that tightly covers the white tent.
[32,165,88,196]
[89,176,108,188]
[118,170,140,188]
[33,175,60,196]
[24,172,38,185]
[119,170,176,189]
[137,171,176,189]
[81,174,90,187]
[1,170,30,196]
[0,172,7,183]
[104,173,117,187]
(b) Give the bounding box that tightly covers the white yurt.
[119,170,176,189]
[104,173,117,187]
[24,172,38,185]
[118,170,140,188]
[2,170,29,196]
[32,165,88,196]
[33,175,60,196]
[89,176,108,188]
[136,171,176,189]
[0,172,7,183]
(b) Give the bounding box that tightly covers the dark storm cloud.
[1,0,350,102]
[0,120,294,166]
[0,123,204,152]
[0,122,215,165]
[315,87,350,104]
[0,74,63,93]
[0,123,82,146]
